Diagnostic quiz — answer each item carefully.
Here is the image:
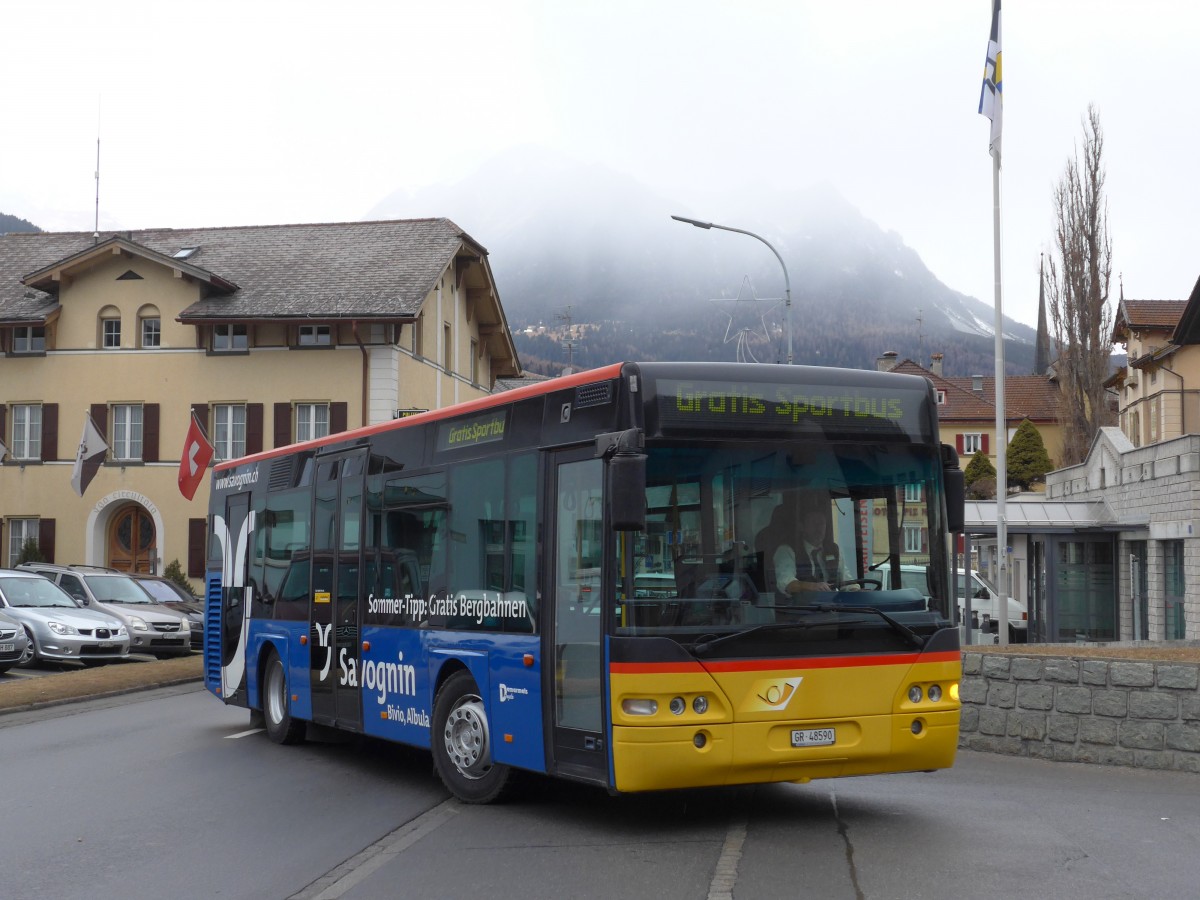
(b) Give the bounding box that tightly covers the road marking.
[707,814,748,900]
[290,798,460,899]
[225,728,265,739]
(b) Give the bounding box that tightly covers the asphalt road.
[6,686,1200,900]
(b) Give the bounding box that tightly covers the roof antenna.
[93,99,101,243]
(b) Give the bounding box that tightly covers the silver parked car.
[0,569,129,667]
[0,606,32,673]
[17,563,190,658]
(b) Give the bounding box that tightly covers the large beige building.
[1109,297,1195,446]
[0,219,519,586]
[883,351,1067,479]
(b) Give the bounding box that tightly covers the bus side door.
[310,449,367,731]
[547,452,608,785]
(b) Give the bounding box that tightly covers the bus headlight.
[669,697,686,716]
[928,684,943,702]
[908,685,923,703]
[692,695,709,715]
[622,699,658,716]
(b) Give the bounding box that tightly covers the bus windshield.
[615,442,950,651]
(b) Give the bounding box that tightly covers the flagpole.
[991,148,1009,647]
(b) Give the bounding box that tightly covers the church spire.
[1034,253,1051,376]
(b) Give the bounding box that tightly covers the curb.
[0,656,205,716]
[0,672,205,716]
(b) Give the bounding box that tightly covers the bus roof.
[212,361,626,472]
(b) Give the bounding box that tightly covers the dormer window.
[213,323,248,352]
[298,324,331,346]
[12,325,45,353]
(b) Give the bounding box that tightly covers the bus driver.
[767,492,849,595]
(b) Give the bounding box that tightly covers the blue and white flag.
[978,0,1002,158]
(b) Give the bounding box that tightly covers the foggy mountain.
[372,147,1037,377]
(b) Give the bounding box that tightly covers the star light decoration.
[710,275,782,363]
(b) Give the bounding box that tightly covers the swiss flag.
[178,412,215,500]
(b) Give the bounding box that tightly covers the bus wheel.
[263,651,305,745]
[432,670,512,803]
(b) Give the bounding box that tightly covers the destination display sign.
[435,408,509,452]
[653,378,929,439]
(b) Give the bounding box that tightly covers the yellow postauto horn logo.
[754,677,803,711]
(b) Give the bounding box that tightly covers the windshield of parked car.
[85,575,156,603]
[135,580,180,603]
[0,576,79,608]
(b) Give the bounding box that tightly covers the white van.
[956,569,1028,641]
[877,564,1027,641]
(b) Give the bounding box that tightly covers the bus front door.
[548,454,609,784]
[309,448,367,731]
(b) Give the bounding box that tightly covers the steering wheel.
[836,578,883,591]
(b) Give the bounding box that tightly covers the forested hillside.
[0,213,39,233]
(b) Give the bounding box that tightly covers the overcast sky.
[2,0,1196,329]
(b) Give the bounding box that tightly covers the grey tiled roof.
[0,218,486,321]
[493,372,553,393]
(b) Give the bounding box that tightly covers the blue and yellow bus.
[205,361,964,802]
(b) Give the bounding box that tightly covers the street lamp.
[671,215,793,365]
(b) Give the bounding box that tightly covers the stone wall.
[959,651,1200,773]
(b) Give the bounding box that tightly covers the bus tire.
[263,650,305,745]
[432,670,512,803]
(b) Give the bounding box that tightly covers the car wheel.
[19,627,37,667]
[263,650,305,745]
[431,670,513,804]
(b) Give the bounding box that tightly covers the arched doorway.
[107,504,157,573]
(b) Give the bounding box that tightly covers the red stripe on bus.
[610,650,959,675]
[214,361,628,472]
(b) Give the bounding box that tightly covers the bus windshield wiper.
[810,603,926,648]
[688,611,847,657]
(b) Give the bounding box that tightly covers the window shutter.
[188,518,206,578]
[246,404,264,455]
[191,403,210,437]
[955,433,964,454]
[42,403,58,461]
[922,528,928,552]
[330,402,348,434]
[142,403,160,462]
[981,433,990,454]
[90,403,108,441]
[0,406,5,458]
[273,403,292,448]
[39,519,56,563]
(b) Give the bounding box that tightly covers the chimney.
[876,350,898,372]
[930,352,943,377]
[972,375,984,392]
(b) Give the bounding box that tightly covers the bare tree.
[1046,104,1116,466]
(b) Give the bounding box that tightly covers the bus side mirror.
[607,451,647,532]
[941,443,965,533]
[599,428,647,532]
